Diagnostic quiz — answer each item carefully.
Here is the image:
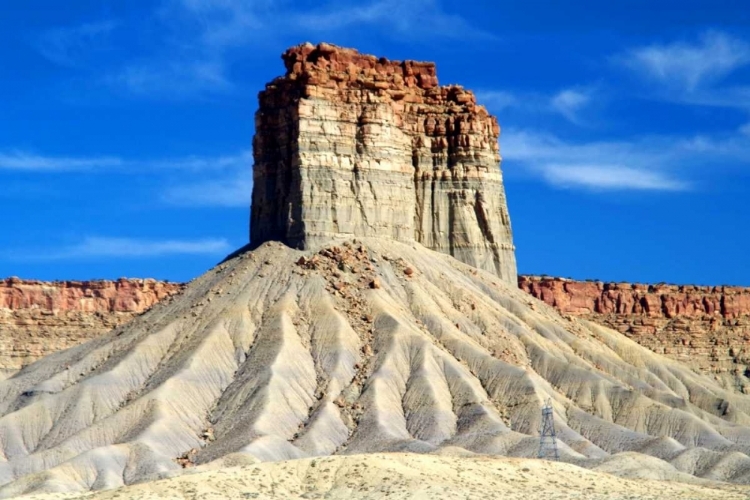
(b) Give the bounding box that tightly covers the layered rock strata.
[0,278,182,374]
[251,42,517,283]
[519,276,750,390]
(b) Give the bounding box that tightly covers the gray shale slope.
[2,238,750,496]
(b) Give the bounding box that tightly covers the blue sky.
[1,1,749,285]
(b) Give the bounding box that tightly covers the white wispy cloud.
[151,150,252,171]
[107,60,232,97]
[0,151,124,171]
[477,87,599,125]
[501,127,750,192]
[502,129,685,191]
[0,150,249,173]
[162,170,252,207]
[1,149,253,208]
[619,31,750,92]
[540,165,686,191]
[291,0,495,41]
[740,123,750,137]
[101,0,493,97]
[15,236,233,260]
[170,0,270,49]
[36,20,117,67]
[550,88,592,124]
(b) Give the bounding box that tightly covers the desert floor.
[26,453,750,500]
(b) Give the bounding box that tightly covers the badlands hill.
[4,239,750,497]
[4,276,750,394]
[4,276,750,396]
[3,43,750,498]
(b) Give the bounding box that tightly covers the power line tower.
[538,398,559,461]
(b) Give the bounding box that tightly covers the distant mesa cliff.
[3,274,750,389]
[251,42,517,284]
[0,278,183,374]
[519,276,750,390]
[518,276,750,318]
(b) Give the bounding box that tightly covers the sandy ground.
[25,453,750,500]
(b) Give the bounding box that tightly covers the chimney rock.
[251,43,517,283]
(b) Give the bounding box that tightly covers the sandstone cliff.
[251,42,517,284]
[0,278,182,374]
[519,276,750,390]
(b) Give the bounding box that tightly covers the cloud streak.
[75,0,493,97]
[540,165,686,191]
[619,31,750,92]
[477,87,598,125]
[106,60,232,97]
[36,21,117,68]
[12,236,233,261]
[501,127,750,192]
[0,149,253,208]
[0,150,250,173]
[550,88,592,124]
[616,31,750,114]
[291,0,496,41]
[162,170,252,207]
[0,151,124,171]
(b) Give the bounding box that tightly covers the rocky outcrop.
[519,276,750,390]
[251,42,517,284]
[0,278,183,374]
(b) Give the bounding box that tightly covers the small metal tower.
[538,398,559,460]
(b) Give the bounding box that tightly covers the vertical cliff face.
[251,42,517,283]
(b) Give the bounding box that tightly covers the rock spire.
[251,42,517,283]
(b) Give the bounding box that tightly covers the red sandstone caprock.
[251,42,516,284]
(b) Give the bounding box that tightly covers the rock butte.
[3,44,750,497]
[251,42,517,284]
